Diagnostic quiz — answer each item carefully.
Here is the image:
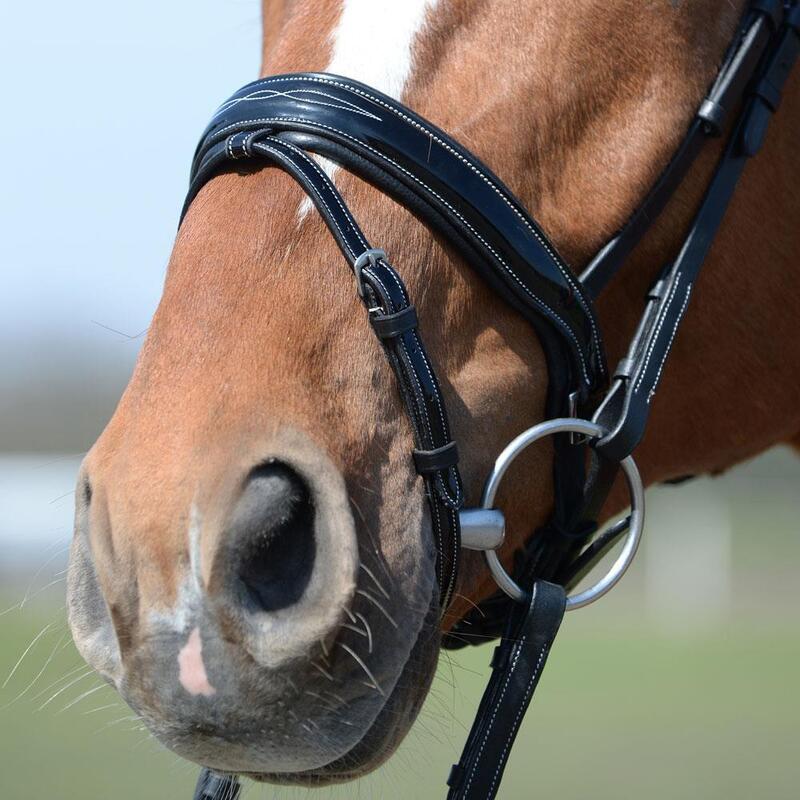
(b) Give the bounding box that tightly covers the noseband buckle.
[352,248,388,297]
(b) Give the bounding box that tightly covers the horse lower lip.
[126,668,400,777]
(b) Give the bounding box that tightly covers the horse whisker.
[348,497,393,582]
[36,670,97,711]
[340,622,367,639]
[356,589,398,629]
[29,576,67,597]
[304,691,337,712]
[354,612,373,654]
[58,682,110,714]
[337,643,384,697]
[14,544,71,611]
[94,714,140,735]
[28,663,90,702]
[450,591,487,617]
[82,702,122,715]
[0,630,67,710]
[359,563,391,600]
[310,661,335,682]
[2,621,56,688]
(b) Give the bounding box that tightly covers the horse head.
[67,0,799,786]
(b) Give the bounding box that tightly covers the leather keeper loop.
[698,98,725,135]
[227,130,260,160]
[754,76,781,111]
[489,644,507,670]
[447,764,463,789]
[370,305,419,339]
[412,441,459,475]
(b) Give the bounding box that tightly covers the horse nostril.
[232,461,315,612]
[81,476,93,508]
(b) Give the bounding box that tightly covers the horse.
[66,0,800,789]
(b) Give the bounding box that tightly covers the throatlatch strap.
[446,581,566,800]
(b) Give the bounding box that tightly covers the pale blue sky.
[0,0,262,449]
[0,0,262,548]
[1,0,261,339]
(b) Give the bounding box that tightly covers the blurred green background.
[1,0,798,797]
[2,449,798,799]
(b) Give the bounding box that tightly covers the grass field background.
[1,448,798,799]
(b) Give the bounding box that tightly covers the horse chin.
[249,597,441,787]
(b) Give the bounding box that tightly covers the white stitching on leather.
[411,332,463,508]
[633,272,682,394]
[212,115,591,384]
[486,643,548,797]
[380,267,452,442]
[214,88,382,122]
[647,282,692,403]
[234,75,604,378]
[366,269,436,445]
[461,635,527,798]
[377,266,462,508]
[269,137,369,250]
[423,440,460,611]
[443,501,459,609]
[244,130,260,154]
[252,141,358,259]
[431,493,444,594]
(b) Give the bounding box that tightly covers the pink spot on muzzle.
[178,627,216,697]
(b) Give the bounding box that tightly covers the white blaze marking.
[178,627,216,697]
[298,0,440,218]
[188,502,204,596]
[148,504,204,635]
[327,0,439,102]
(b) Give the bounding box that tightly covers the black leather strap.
[185,73,607,397]
[446,581,566,800]
[445,0,798,648]
[193,769,241,800]
[182,133,462,610]
[595,2,799,461]
[360,255,464,609]
[580,0,780,298]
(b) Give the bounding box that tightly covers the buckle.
[352,248,387,297]
[568,389,589,444]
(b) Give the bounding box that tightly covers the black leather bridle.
[183,2,798,798]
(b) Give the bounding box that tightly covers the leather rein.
[183,2,798,797]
